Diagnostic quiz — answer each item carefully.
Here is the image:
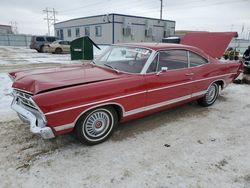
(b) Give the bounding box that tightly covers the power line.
[43,7,58,36]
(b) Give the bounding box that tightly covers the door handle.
[185,73,194,76]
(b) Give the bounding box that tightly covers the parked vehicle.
[44,40,71,54]
[10,34,242,145]
[243,60,250,74]
[162,36,181,44]
[30,36,57,53]
[243,46,250,74]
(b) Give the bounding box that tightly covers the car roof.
[114,43,209,59]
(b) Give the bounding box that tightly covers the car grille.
[13,89,38,110]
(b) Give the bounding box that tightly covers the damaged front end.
[11,89,55,139]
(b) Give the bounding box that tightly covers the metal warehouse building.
[54,13,175,44]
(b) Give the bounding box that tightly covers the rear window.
[36,37,45,42]
[189,52,208,67]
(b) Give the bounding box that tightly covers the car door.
[65,41,70,52]
[144,49,194,109]
[187,51,213,95]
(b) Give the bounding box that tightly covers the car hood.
[181,32,238,58]
[11,64,124,94]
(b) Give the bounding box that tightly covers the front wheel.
[197,83,219,107]
[75,107,118,145]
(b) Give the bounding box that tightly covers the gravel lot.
[0,47,250,188]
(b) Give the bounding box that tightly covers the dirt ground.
[0,47,250,188]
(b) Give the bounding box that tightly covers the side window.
[46,37,56,42]
[59,41,67,45]
[95,26,102,37]
[75,28,80,37]
[36,37,45,42]
[147,54,159,73]
[189,51,208,67]
[67,29,71,37]
[158,50,188,71]
[85,27,90,36]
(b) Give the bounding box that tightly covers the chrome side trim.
[45,92,145,115]
[124,90,207,117]
[192,90,207,97]
[147,74,231,93]
[44,73,234,116]
[54,123,75,131]
[52,90,207,131]
[53,102,126,132]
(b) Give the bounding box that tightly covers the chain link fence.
[0,34,32,47]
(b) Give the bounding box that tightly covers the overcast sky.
[1,0,250,39]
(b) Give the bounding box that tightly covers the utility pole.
[43,7,58,36]
[10,21,18,34]
[160,0,163,20]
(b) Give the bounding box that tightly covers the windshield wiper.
[103,63,120,73]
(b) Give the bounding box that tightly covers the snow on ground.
[0,46,250,188]
[0,45,108,65]
[0,73,16,122]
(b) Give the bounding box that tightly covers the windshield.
[94,46,152,74]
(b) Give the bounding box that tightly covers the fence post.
[7,34,10,46]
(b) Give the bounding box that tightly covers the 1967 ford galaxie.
[9,34,242,145]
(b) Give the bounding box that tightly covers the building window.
[85,27,90,36]
[75,28,80,37]
[95,26,102,37]
[67,29,71,37]
[56,30,60,38]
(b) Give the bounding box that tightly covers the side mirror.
[156,67,168,76]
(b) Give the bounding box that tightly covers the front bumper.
[11,97,55,139]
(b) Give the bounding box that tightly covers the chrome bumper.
[11,98,55,139]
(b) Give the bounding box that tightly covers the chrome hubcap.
[206,84,217,103]
[84,111,110,138]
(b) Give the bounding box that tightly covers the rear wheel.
[198,83,219,107]
[75,106,118,145]
[55,48,63,54]
[40,45,45,53]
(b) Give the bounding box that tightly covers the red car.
[9,32,242,145]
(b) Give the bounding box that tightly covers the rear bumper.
[11,98,55,139]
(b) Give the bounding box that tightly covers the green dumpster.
[70,36,100,60]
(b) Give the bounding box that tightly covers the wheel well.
[75,104,124,127]
[39,45,44,51]
[215,80,224,89]
[109,104,123,122]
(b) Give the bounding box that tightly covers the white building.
[0,24,13,34]
[229,38,250,54]
[54,13,175,44]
